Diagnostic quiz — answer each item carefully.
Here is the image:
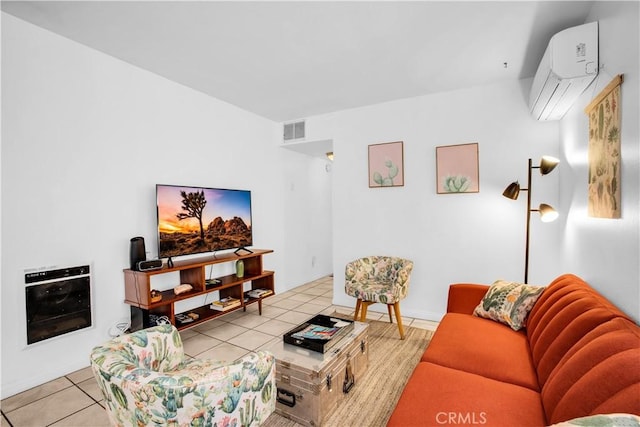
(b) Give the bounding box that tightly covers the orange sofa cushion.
[541,317,640,424]
[421,313,539,391]
[526,274,633,387]
[387,362,547,427]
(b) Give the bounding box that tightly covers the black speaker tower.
[129,237,146,270]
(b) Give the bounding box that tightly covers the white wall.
[282,149,334,285]
[559,1,640,321]
[305,1,640,324]
[306,80,562,321]
[0,14,330,397]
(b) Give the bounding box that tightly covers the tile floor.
[1,275,439,427]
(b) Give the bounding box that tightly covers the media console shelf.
[124,249,274,331]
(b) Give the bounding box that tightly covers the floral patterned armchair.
[90,324,275,426]
[345,256,414,339]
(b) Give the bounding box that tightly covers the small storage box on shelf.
[124,249,275,331]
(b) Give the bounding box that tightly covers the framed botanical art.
[436,143,479,194]
[585,74,623,218]
[368,141,404,187]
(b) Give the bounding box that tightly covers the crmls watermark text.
[436,412,488,425]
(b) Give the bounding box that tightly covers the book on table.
[291,324,340,340]
[247,288,273,299]
[210,296,241,311]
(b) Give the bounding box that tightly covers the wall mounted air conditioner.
[529,21,599,121]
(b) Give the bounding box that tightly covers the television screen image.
[156,185,252,258]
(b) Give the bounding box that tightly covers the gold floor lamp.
[503,156,559,284]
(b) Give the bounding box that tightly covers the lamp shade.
[539,156,559,175]
[502,182,521,200]
[538,203,558,222]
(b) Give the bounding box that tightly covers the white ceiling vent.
[283,120,305,142]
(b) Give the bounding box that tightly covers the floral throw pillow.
[473,280,545,331]
[548,413,640,427]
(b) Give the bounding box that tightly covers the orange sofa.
[388,274,640,426]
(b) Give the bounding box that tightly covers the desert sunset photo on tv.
[156,185,252,258]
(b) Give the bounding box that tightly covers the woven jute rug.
[263,314,433,427]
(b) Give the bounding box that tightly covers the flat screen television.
[156,184,252,259]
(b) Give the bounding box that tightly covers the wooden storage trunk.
[267,321,369,426]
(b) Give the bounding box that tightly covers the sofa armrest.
[446,284,490,314]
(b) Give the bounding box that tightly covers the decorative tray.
[283,314,354,353]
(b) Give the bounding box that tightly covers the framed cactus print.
[368,141,404,187]
[436,143,479,194]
